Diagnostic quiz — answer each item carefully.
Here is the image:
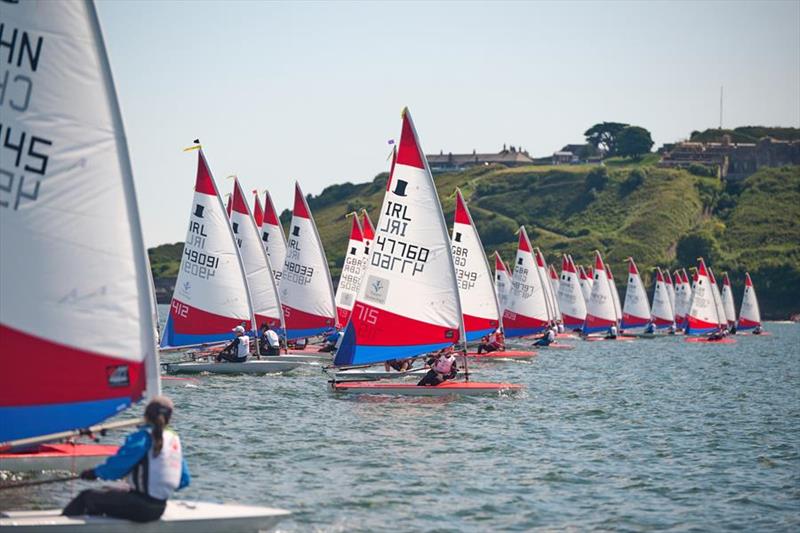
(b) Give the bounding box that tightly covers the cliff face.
[149,163,800,319]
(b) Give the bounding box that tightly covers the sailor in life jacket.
[418,346,458,386]
[63,396,190,523]
[217,325,251,363]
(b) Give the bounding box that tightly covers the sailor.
[534,325,556,346]
[318,328,342,353]
[477,330,502,354]
[753,325,762,335]
[417,346,458,386]
[62,396,190,522]
[605,325,618,340]
[557,322,565,334]
[258,324,281,356]
[216,325,250,363]
[385,358,413,372]
[667,324,676,335]
[644,322,656,334]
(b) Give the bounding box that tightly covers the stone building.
[427,145,535,172]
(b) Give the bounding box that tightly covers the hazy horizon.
[96,0,800,247]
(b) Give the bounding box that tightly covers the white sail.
[685,259,721,335]
[534,248,560,322]
[260,190,288,285]
[548,265,560,305]
[452,190,501,341]
[737,272,762,330]
[494,251,512,316]
[583,252,617,333]
[720,273,737,327]
[557,255,587,328]
[650,268,675,328]
[161,149,256,348]
[707,267,727,328]
[1,0,158,442]
[280,183,337,339]
[578,264,593,304]
[607,264,623,322]
[621,258,650,329]
[664,270,677,318]
[229,178,283,330]
[503,227,551,337]
[334,215,367,327]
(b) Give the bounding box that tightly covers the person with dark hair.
[417,346,458,386]
[62,396,190,523]
[258,323,281,356]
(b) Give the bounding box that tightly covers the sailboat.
[556,255,587,330]
[720,272,737,329]
[684,259,735,343]
[707,267,728,330]
[260,190,288,285]
[675,268,693,329]
[650,268,675,330]
[606,264,623,326]
[330,109,521,396]
[534,248,561,325]
[737,272,763,333]
[280,183,337,340]
[0,1,289,528]
[493,251,512,315]
[502,227,551,338]
[582,251,627,339]
[578,264,593,304]
[621,258,651,331]
[334,214,367,327]
[451,191,534,360]
[160,150,299,375]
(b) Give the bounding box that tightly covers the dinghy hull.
[684,337,737,344]
[165,361,301,374]
[331,380,522,396]
[333,368,429,380]
[465,350,537,360]
[0,444,118,473]
[0,501,290,532]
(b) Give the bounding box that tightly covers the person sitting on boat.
[62,396,190,523]
[557,322,565,334]
[644,322,656,334]
[753,325,762,335]
[477,330,503,354]
[216,325,250,363]
[417,346,458,386]
[605,325,618,340]
[494,329,506,351]
[707,327,726,341]
[318,328,341,352]
[534,325,556,346]
[385,358,413,372]
[258,323,281,356]
[667,324,676,335]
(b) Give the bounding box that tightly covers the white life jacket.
[433,354,455,374]
[265,329,280,348]
[546,329,556,342]
[236,335,250,358]
[129,428,182,500]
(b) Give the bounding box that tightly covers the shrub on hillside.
[676,232,722,267]
[585,167,609,191]
[688,163,717,177]
[621,169,646,195]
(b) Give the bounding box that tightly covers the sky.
[95,0,800,247]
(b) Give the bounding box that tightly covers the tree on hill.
[584,122,628,156]
[616,126,654,158]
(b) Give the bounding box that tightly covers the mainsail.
[494,252,511,316]
[621,258,650,329]
[503,227,550,337]
[229,178,283,330]
[334,109,463,366]
[557,255,587,328]
[260,190,288,285]
[720,272,737,328]
[650,268,675,328]
[280,183,337,339]
[737,272,762,330]
[161,150,255,348]
[334,215,367,327]
[583,252,617,333]
[452,190,501,341]
[1,0,158,442]
[685,259,721,335]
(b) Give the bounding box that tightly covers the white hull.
[264,353,331,363]
[165,361,300,375]
[334,368,428,380]
[0,500,289,532]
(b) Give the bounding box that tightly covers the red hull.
[684,337,737,344]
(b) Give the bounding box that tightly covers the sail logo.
[106,365,130,388]
[364,275,389,304]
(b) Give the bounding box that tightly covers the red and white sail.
[557,255,587,328]
[503,228,551,337]
[685,259,721,335]
[673,270,690,326]
[280,183,337,339]
[650,268,674,328]
[1,0,159,442]
[229,178,283,330]
[260,190,288,285]
[494,252,512,316]
[452,190,501,341]
[664,270,677,318]
[583,252,617,333]
[621,258,650,329]
[707,267,727,328]
[578,265,593,304]
[162,150,255,349]
[334,109,463,366]
[549,265,560,303]
[535,248,560,322]
[334,215,367,327]
[606,264,623,322]
[737,273,762,330]
[720,272,737,328]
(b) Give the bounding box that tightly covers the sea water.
[2,311,798,531]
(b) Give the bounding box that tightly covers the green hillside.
[149,163,800,319]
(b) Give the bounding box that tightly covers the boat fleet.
[0,0,768,530]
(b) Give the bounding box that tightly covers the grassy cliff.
[149,163,800,319]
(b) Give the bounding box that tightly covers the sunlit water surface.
[2,311,798,531]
